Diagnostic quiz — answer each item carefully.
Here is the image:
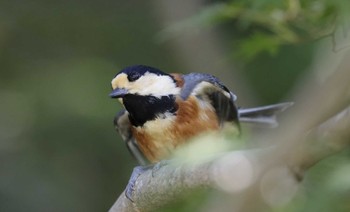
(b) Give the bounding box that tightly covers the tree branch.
[109,104,350,211]
[109,52,350,212]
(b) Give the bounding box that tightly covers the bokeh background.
[1,0,349,211]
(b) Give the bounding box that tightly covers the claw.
[125,165,152,201]
[125,161,172,201]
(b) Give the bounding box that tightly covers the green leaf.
[237,32,282,60]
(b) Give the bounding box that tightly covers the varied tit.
[110,65,292,165]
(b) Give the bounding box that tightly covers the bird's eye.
[128,71,142,82]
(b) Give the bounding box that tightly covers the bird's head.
[110,65,180,100]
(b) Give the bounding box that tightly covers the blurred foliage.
[160,0,349,60]
[283,150,350,212]
[0,0,349,211]
[0,1,178,211]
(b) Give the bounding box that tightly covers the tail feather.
[238,102,293,127]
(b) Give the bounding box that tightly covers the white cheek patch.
[127,73,181,97]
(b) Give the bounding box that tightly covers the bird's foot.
[125,165,152,201]
[125,161,172,201]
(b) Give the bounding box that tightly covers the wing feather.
[181,73,239,126]
[114,110,149,165]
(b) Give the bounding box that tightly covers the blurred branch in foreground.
[109,50,350,212]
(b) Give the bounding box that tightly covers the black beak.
[109,88,128,98]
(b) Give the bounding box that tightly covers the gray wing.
[181,73,239,126]
[114,109,148,165]
[181,73,293,128]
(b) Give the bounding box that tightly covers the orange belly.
[132,96,221,163]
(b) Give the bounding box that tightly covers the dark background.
[1,0,348,211]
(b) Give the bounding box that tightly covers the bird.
[110,65,292,166]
